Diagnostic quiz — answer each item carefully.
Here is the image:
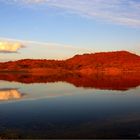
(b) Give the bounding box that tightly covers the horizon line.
[0,50,139,63]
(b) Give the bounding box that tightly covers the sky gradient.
[0,0,140,61]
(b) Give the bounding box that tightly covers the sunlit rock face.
[0,89,22,101]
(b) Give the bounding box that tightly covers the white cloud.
[0,37,93,53]
[0,41,23,53]
[3,0,140,27]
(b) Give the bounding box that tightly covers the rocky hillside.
[0,51,140,75]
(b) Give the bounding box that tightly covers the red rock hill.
[0,51,140,75]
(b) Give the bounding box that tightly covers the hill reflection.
[0,89,23,101]
[0,73,140,91]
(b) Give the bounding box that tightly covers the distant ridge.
[66,51,140,73]
[67,51,139,62]
[0,51,140,75]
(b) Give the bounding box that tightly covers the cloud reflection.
[0,89,23,101]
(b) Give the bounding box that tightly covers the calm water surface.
[0,79,140,138]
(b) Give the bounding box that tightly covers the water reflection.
[0,73,140,91]
[0,73,140,138]
[0,82,84,102]
[0,88,23,101]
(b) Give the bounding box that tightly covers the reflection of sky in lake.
[0,80,90,101]
[0,80,140,102]
[0,80,140,138]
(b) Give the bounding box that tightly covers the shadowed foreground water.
[0,73,140,138]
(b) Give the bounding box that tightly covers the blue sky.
[0,0,140,61]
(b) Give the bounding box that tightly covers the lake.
[0,74,140,138]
